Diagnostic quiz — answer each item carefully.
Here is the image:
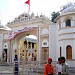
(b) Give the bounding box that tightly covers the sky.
[0,0,75,25]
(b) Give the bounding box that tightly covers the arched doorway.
[66,45,72,59]
[16,31,38,61]
[18,34,37,62]
[2,49,7,63]
[10,27,38,63]
[42,47,49,62]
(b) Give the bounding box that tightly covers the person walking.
[44,58,54,75]
[61,57,69,75]
[56,57,62,75]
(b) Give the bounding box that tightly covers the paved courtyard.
[0,64,43,75]
[0,62,75,75]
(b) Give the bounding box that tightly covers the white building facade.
[0,25,9,63]
[0,13,52,63]
[55,4,75,67]
[0,4,75,67]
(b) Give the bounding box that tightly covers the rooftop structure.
[60,2,75,14]
[7,13,48,25]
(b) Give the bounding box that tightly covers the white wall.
[56,13,75,62]
[58,40,74,58]
[49,24,57,61]
[0,33,3,59]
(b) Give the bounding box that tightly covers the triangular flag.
[25,0,30,5]
[25,0,30,13]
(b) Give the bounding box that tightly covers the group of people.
[14,55,69,75]
[44,56,69,75]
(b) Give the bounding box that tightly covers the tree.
[51,11,60,23]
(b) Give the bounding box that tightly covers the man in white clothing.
[61,57,69,75]
[56,57,62,75]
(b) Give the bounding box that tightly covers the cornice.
[59,38,75,41]
[40,34,49,37]
[55,12,75,21]
[58,32,75,36]
[7,18,51,28]
[58,26,75,31]
[0,28,8,31]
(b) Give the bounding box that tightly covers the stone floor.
[0,64,75,75]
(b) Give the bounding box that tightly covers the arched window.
[66,45,72,59]
[65,19,71,27]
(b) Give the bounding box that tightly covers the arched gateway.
[8,27,38,63]
[2,13,51,63]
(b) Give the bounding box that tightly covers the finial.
[36,13,39,18]
[40,12,43,17]
[31,12,34,16]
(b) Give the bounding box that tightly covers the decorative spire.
[36,13,39,18]
[40,13,43,17]
[31,12,34,17]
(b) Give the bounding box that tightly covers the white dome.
[0,25,10,30]
[60,3,75,14]
[0,25,5,28]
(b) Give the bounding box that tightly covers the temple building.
[1,13,51,63]
[0,3,75,67]
[0,24,9,63]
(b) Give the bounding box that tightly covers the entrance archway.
[19,35,37,62]
[13,28,38,62]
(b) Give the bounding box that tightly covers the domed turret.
[0,21,10,30]
[0,22,6,28]
[60,2,75,14]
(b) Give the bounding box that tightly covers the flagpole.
[28,4,30,14]
[25,0,30,14]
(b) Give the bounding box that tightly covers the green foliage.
[51,11,60,23]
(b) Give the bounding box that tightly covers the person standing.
[44,58,54,75]
[14,55,19,75]
[61,57,69,75]
[56,57,62,75]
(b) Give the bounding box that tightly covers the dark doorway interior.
[3,49,7,62]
